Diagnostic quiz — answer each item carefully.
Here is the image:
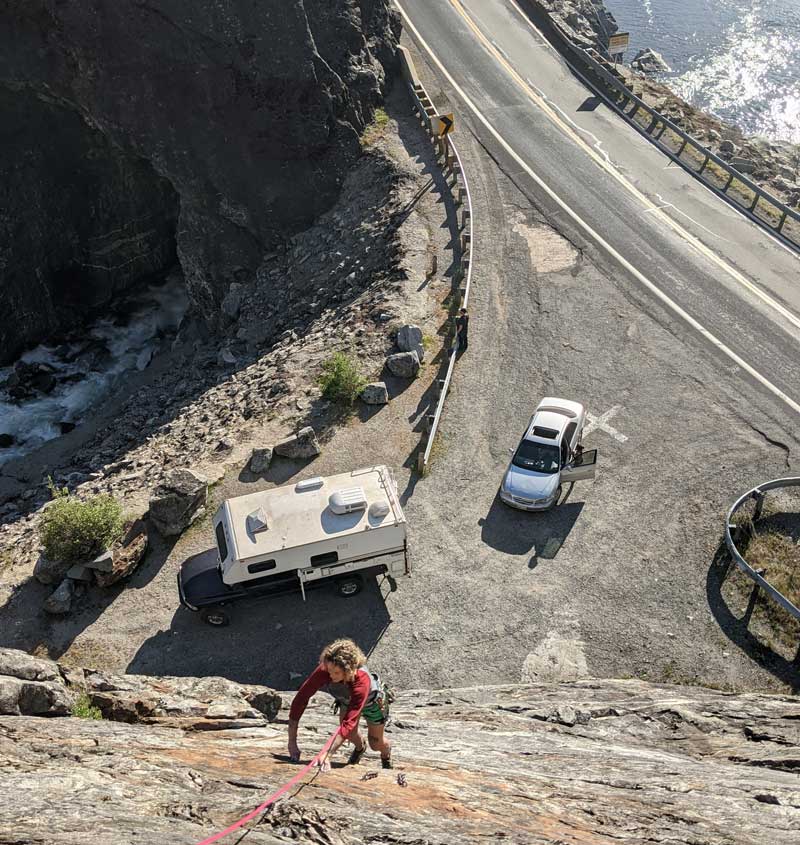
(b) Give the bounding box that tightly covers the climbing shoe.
[348,745,366,765]
[381,755,393,770]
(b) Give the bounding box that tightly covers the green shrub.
[71,692,102,720]
[361,107,390,146]
[318,352,366,405]
[38,480,123,565]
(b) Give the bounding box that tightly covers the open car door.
[561,449,598,483]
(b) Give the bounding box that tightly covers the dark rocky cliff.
[0,0,398,364]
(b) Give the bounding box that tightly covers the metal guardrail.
[724,477,800,622]
[397,47,475,474]
[516,0,800,253]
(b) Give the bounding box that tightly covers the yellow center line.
[446,0,800,333]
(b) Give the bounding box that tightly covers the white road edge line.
[394,0,800,417]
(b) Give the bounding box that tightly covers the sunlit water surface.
[604,0,800,142]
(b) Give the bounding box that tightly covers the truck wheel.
[336,576,363,598]
[202,606,231,627]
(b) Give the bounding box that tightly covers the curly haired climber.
[287,639,393,772]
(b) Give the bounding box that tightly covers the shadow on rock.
[706,544,800,692]
[479,492,584,559]
[127,573,392,687]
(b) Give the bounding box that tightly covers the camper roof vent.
[329,487,368,515]
[246,507,269,534]
[296,477,324,492]
[368,500,391,521]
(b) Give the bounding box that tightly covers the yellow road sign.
[608,32,630,54]
[432,113,455,137]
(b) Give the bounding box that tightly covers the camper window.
[310,551,339,567]
[215,523,229,563]
[248,559,277,575]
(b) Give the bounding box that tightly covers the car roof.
[524,398,584,444]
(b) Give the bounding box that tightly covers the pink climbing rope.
[195,731,338,845]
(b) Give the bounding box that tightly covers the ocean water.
[603,0,800,143]
[0,274,188,467]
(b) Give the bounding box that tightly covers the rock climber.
[287,638,393,772]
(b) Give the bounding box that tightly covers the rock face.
[0,676,798,843]
[0,0,399,361]
[0,647,281,728]
[0,88,179,366]
[148,469,208,537]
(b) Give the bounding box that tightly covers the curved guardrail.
[515,0,800,253]
[397,47,475,474]
[724,477,800,621]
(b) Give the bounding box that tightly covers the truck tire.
[202,606,231,627]
[336,576,363,598]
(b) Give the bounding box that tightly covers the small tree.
[39,480,123,565]
[318,352,366,405]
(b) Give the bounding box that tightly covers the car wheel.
[336,576,363,598]
[550,485,563,508]
[202,606,231,627]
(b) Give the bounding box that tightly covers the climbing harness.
[194,730,338,845]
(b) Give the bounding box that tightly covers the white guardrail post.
[397,47,475,476]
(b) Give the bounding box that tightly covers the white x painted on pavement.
[584,405,628,443]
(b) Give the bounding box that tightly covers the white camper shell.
[215,465,408,597]
[177,466,410,625]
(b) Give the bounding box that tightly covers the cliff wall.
[0,0,399,363]
[1,648,798,844]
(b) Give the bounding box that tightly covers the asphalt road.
[398,0,800,416]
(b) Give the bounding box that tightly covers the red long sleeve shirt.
[289,665,371,737]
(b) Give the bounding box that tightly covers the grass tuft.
[71,693,103,720]
[318,352,367,406]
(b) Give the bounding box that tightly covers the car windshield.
[512,440,560,474]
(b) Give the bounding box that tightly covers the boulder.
[386,350,420,379]
[80,670,282,729]
[66,564,94,583]
[731,157,756,174]
[33,553,70,586]
[221,282,245,320]
[248,447,274,474]
[0,647,60,682]
[0,676,73,716]
[44,578,75,615]
[631,48,672,74]
[396,324,426,362]
[360,382,389,405]
[149,469,208,537]
[85,549,114,573]
[95,530,148,588]
[274,427,321,460]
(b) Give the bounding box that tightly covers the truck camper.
[178,465,409,625]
